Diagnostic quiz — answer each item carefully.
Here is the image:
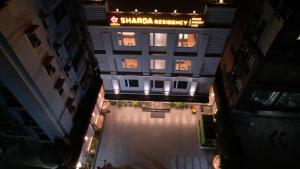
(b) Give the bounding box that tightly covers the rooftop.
[108,0,206,14]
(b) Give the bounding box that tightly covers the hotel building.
[84,0,236,102]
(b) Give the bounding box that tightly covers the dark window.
[53,1,67,23]
[25,25,41,48]
[177,81,188,89]
[42,54,56,75]
[128,80,139,87]
[173,81,177,88]
[155,80,164,88]
[256,19,267,40]
[125,79,128,87]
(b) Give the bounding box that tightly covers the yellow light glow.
[174,9,177,13]
[154,9,158,13]
[110,15,204,27]
[116,8,119,12]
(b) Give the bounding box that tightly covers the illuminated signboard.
[109,14,204,28]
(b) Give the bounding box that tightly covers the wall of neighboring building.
[0,0,96,141]
[218,0,300,111]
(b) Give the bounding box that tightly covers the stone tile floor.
[94,105,215,169]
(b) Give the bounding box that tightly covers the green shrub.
[110,100,117,105]
[132,100,140,107]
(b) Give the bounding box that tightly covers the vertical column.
[112,79,120,94]
[102,32,117,74]
[193,35,209,77]
[189,81,198,96]
[165,33,176,76]
[141,32,150,75]
[143,78,150,95]
[164,80,171,95]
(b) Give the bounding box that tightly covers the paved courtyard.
[94,105,215,169]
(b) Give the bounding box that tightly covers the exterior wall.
[84,1,235,101]
[90,26,229,76]
[218,0,300,112]
[0,0,94,141]
[101,74,214,95]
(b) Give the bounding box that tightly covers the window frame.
[175,60,192,71]
[150,59,166,70]
[121,58,138,69]
[149,33,167,47]
[117,32,136,47]
[177,33,197,48]
[125,79,139,88]
[173,80,188,89]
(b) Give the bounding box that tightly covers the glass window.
[118,32,136,46]
[125,79,139,87]
[122,58,138,69]
[178,33,196,47]
[150,59,166,70]
[173,81,188,89]
[151,80,164,88]
[175,60,192,70]
[150,33,167,46]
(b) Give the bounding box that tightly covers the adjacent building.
[0,0,100,168]
[214,0,300,168]
[217,0,300,113]
[84,0,236,102]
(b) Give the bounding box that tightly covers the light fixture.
[116,8,119,13]
[193,10,196,14]
[219,0,224,4]
[297,35,300,40]
[173,9,177,13]
[154,9,158,13]
[114,90,119,94]
[134,9,138,13]
[189,82,197,96]
[164,92,169,96]
[112,79,119,94]
[76,162,82,169]
[84,136,88,141]
[145,90,150,95]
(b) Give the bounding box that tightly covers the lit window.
[150,59,166,70]
[178,33,196,47]
[175,60,192,70]
[118,32,136,46]
[173,81,188,89]
[150,33,167,46]
[122,58,138,69]
[125,79,139,87]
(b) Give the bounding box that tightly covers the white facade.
[84,2,235,101]
[0,0,92,141]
